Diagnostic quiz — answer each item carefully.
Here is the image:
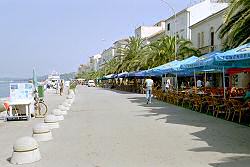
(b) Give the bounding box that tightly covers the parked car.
[88,80,96,87]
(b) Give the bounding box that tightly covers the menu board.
[9,83,34,102]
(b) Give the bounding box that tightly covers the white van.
[87,80,96,87]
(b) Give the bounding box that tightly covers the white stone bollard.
[68,89,75,95]
[66,94,74,99]
[32,123,53,142]
[62,101,71,107]
[58,105,70,112]
[58,104,69,111]
[65,99,74,105]
[52,109,64,121]
[58,109,67,115]
[10,136,41,165]
[44,115,59,129]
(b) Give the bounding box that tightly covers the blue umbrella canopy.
[147,60,180,76]
[165,56,199,73]
[180,51,221,71]
[117,72,128,78]
[214,43,250,68]
[127,70,148,78]
[102,74,115,80]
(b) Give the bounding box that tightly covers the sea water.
[0,82,10,98]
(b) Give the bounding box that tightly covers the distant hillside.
[59,72,76,81]
[0,72,76,82]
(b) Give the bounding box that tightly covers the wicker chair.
[191,95,202,111]
[230,99,249,123]
[182,93,190,107]
[214,98,229,118]
[206,97,217,115]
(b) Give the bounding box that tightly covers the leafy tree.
[118,36,148,72]
[99,35,199,78]
[148,36,199,67]
[219,0,250,49]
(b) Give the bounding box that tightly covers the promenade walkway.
[0,85,250,167]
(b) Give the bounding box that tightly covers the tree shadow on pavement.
[126,95,250,167]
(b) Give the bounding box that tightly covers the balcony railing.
[198,45,221,54]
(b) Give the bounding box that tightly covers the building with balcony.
[99,47,115,69]
[98,38,128,69]
[78,64,90,74]
[165,0,228,40]
[89,54,102,71]
[113,38,128,58]
[190,8,226,54]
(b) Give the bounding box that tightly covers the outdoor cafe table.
[230,96,244,99]
[196,92,208,96]
[211,94,223,98]
[230,96,244,102]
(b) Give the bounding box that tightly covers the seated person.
[197,79,202,88]
[243,83,250,103]
[230,87,237,97]
[205,80,211,87]
[180,82,185,90]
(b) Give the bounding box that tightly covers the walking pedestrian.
[144,76,154,104]
[59,80,64,96]
[165,79,171,90]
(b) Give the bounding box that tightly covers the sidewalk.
[0,86,250,167]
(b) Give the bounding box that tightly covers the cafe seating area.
[152,87,250,124]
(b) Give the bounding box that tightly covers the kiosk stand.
[6,83,34,121]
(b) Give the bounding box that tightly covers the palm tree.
[101,36,198,76]
[104,58,120,74]
[118,36,148,72]
[177,38,200,59]
[148,36,199,67]
[219,0,250,49]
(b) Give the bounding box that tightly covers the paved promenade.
[1,86,250,167]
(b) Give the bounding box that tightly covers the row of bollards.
[10,91,75,165]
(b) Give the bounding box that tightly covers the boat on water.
[46,71,61,89]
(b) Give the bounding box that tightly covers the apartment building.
[99,38,128,69]
[78,64,90,73]
[190,8,226,54]
[165,0,228,40]
[89,54,102,72]
[113,38,128,58]
[99,47,115,69]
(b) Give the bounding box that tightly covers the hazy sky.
[0,0,192,78]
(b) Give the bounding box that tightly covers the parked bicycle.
[34,90,48,117]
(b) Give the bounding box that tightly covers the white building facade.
[135,21,166,39]
[165,0,228,40]
[78,64,90,73]
[113,38,128,58]
[190,8,226,54]
[89,54,102,72]
[99,38,128,69]
[99,47,115,69]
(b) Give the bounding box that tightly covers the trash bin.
[38,85,44,99]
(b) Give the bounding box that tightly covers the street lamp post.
[161,0,178,91]
[101,39,107,76]
[160,0,177,60]
[102,58,107,76]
